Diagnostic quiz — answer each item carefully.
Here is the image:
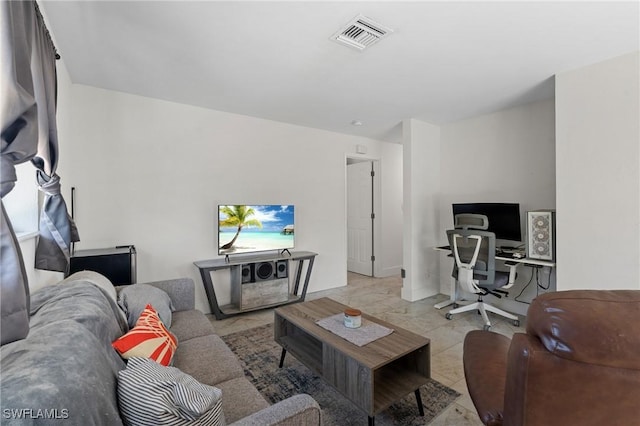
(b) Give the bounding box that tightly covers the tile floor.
[208,272,526,425]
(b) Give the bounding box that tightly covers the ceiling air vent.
[331,15,393,51]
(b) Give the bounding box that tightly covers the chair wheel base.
[483,324,491,331]
[513,320,520,327]
[445,313,452,320]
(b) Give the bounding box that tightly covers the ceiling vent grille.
[331,15,393,51]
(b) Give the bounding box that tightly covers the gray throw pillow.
[118,357,225,426]
[118,284,174,328]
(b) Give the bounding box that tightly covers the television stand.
[193,251,317,320]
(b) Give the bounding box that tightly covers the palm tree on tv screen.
[219,205,262,250]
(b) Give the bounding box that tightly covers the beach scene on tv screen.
[218,205,294,255]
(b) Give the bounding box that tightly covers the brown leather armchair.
[463,290,640,426]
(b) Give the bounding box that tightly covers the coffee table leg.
[279,348,287,368]
[367,389,421,425]
[415,388,425,416]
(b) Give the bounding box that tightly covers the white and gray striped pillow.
[118,357,225,426]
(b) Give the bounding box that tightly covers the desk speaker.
[254,261,276,282]
[526,210,556,261]
[241,264,254,283]
[275,260,288,279]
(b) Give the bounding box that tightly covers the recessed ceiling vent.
[331,15,393,51]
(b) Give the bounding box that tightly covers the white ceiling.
[41,1,639,143]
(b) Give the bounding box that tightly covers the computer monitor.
[452,203,522,244]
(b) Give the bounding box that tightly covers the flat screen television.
[452,202,522,243]
[218,205,295,256]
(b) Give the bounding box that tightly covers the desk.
[433,246,555,310]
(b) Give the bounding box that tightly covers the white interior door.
[347,161,373,276]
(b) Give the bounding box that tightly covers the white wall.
[556,51,640,290]
[55,80,403,313]
[18,236,63,293]
[3,163,39,235]
[437,99,557,314]
[32,52,638,321]
[402,119,441,301]
[378,142,404,277]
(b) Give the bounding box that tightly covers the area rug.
[221,323,460,425]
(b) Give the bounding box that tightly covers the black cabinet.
[68,246,137,285]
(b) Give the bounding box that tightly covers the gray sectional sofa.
[0,272,322,425]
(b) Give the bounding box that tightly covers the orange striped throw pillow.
[112,304,177,366]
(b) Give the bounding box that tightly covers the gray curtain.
[1,1,77,345]
[30,3,79,272]
[1,0,37,346]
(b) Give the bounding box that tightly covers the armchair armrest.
[229,394,322,426]
[463,330,511,426]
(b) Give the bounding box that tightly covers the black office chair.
[445,214,520,330]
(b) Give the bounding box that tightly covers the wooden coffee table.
[274,297,430,425]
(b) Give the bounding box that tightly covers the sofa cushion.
[215,377,270,424]
[113,304,178,366]
[143,278,196,312]
[171,310,215,342]
[1,282,126,426]
[119,283,174,328]
[60,270,129,329]
[29,277,129,339]
[173,335,244,385]
[118,357,225,426]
